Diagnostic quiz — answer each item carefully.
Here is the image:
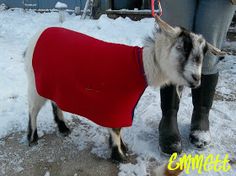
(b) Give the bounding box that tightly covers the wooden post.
[81,0,91,19]
[108,0,113,9]
[55,2,68,23]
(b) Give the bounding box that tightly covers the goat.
[24,16,225,164]
[153,162,183,176]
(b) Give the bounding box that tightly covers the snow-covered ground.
[0,9,235,176]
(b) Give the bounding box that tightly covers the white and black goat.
[24,16,224,163]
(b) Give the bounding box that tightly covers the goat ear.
[207,42,226,56]
[155,15,177,37]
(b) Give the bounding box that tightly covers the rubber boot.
[159,85,182,155]
[190,73,219,148]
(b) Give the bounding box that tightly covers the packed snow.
[55,2,68,9]
[0,9,235,176]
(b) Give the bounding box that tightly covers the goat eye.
[176,45,183,51]
[194,56,201,64]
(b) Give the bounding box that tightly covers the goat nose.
[192,74,200,81]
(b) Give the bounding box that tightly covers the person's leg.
[159,85,182,154]
[161,0,197,30]
[191,0,236,148]
[159,0,197,154]
[194,0,236,74]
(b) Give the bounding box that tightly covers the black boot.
[190,73,219,148]
[159,84,182,155]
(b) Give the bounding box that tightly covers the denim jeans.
[161,0,236,74]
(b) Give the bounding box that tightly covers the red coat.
[33,27,147,128]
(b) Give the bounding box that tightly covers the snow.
[0,3,7,11]
[44,171,50,176]
[55,2,68,9]
[190,130,211,147]
[0,9,235,175]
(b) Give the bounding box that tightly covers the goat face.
[164,29,207,88]
[155,16,225,88]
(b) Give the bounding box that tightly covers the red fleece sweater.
[33,27,147,128]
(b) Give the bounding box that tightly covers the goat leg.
[27,114,39,146]
[109,128,127,162]
[51,101,71,136]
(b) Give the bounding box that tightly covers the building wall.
[0,0,24,8]
[0,0,87,10]
[0,0,150,11]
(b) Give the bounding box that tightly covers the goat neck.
[142,35,169,87]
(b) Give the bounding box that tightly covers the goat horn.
[207,42,227,56]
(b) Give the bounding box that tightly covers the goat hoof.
[121,139,128,154]
[58,124,71,136]
[28,136,38,146]
[61,130,71,137]
[28,140,38,146]
[111,146,127,163]
[27,130,39,146]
